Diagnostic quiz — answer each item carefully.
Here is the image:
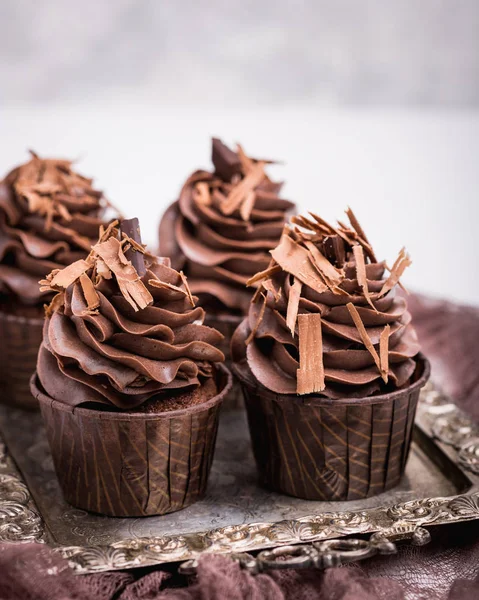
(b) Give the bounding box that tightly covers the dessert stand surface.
[1,381,478,575]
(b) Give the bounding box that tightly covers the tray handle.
[179,525,431,575]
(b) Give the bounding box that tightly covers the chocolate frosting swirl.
[232,211,420,398]
[159,139,295,314]
[0,152,112,306]
[37,222,225,410]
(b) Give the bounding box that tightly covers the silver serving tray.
[1,381,479,574]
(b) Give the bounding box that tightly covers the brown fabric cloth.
[1,293,479,600]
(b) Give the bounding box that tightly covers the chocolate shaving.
[380,324,390,383]
[212,138,242,181]
[239,189,256,221]
[270,233,328,295]
[179,270,196,307]
[304,241,343,288]
[220,161,265,216]
[378,248,411,298]
[93,237,153,311]
[346,302,384,381]
[323,235,345,267]
[286,277,302,336]
[236,144,254,174]
[262,278,282,303]
[352,244,377,312]
[39,259,91,292]
[346,207,377,263]
[79,273,100,312]
[119,218,146,277]
[246,264,281,287]
[44,292,65,317]
[297,313,325,395]
[245,293,267,345]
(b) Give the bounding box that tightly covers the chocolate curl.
[262,278,281,303]
[346,302,386,383]
[270,232,328,295]
[245,293,267,345]
[246,263,281,287]
[378,248,412,298]
[79,273,100,313]
[44,292,65,317]
[323,235,345,267]
[92,237,153,312]
[220,162,265,216]
[179,271,196,307]
[39,259,92,292]
[346,207,377,263]
[297,313,325,395]
[120,218,146,277]
[212,138,242,181]
[309,212,355,246]
[380,324,390,383]
[286,277,302,336]
[239,189,256,221]
[352,244,377,312]
[304,241,343,289]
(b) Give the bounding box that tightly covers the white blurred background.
[1,0,478,304]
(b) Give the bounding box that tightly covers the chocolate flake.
[79,273,100,312]
[346,207,377,263]
[297,313,325,395]
[380,324,390,383]
[270,233,328,295]
[44,292,65,317]
[304,241,343,288]
[245,293,267,345]
[262,278,282,303]
[179,270,196,307]
[246,263,281,287]
[378,248,411,298]
[93,237,153,311]
[286,277,302,336]
[220,162,265,216]
[352,244,377,312]
[212,138,242,181]
[119,218,146,277]
[323,235,345,267]
[239,189,256,221]
[40,259,91,292]
[346,302,384,381]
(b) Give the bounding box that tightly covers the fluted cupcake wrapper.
[204,312,244,410]
[234,355,430,501]
[30,364,232,517]
[0,309,43,409]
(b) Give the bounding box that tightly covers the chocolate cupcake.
[158,138,295,359]
[0,152,115,408]
[30,219,231,517]
[232,210,429,501]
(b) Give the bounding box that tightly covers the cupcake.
[158,138,295,358]
[30,218,231,517]
[0,152,115,408]
[232,210,430,501]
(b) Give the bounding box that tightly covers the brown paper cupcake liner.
[204,312,244,410]
[0,309,43,409]
[30,364,232,517]
[233,355,430,501]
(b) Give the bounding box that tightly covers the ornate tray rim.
[1,382,479,574]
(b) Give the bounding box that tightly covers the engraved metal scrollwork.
[0,465,45,543]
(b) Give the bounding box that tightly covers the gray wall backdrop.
[1,0,478,107]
